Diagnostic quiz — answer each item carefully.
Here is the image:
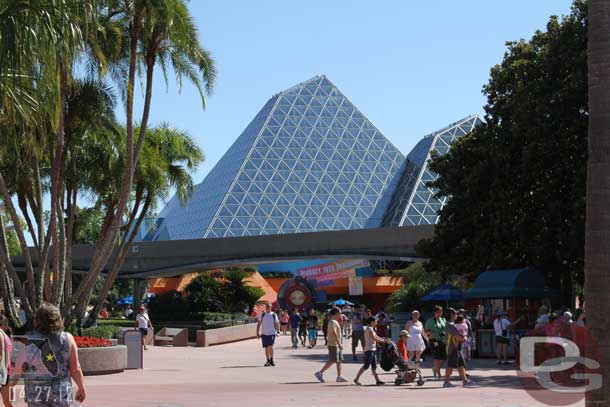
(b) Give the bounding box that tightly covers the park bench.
[154,327,188,347]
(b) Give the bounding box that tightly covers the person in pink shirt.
[0,314,14,407]
[279,310,289,335]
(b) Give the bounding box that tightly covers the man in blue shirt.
[289,309,302,349]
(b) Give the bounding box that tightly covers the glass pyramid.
[151,75,406,240]
[382,115,482,226]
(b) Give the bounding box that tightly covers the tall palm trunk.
[585,1,610,406]
[66,7,145,326]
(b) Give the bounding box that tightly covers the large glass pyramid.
[151,75,406,240]
[382,115,481,226]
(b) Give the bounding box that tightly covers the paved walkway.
[27,334,587,407]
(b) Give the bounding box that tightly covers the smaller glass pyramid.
[382,115,482,226]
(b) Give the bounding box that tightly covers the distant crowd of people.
[255,301,586,388]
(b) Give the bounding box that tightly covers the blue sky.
[131,0,574,203]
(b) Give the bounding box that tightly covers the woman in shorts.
[353,317,386,386]
[279,310,289,335]
[493,310,511,364]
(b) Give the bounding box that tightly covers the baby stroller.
[380,341,425,386]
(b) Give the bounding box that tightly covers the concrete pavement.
[14,334,585,407]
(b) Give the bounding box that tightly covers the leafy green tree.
[147,290,188,315]
[417,1,587,302]
[385,263,441,313]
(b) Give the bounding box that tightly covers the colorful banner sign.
[297,259,369,279]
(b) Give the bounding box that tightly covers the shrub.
[81,325,122,339]
[97,319,135,327]
[147,290,189,315]
[184,274,224,313]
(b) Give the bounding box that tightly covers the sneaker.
[336,376,348,383]
[376,381,385,386]
[264,361,271,367]
[314,371,325,383]
[354,380,362,386]
[269,360,275,366]
[463,380,474,387]
[443,382,456,388]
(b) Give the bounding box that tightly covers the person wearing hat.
[397,330,409,361]
[493,310,511,364]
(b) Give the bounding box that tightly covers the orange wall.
[265,277,288,293]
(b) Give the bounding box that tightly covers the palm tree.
[221,269,265,313]
[0,0,96,324]
[67,0,216,324]
[585,1,610,406]
[89,123,204,319]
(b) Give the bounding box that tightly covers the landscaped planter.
[77,345,127,376]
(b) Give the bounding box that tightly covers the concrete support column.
[133,279,146,311]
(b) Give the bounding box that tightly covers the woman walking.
[21,303,86,406]
[405,310,427,365]
[0,315,13,407]
[494,310,511,364]
[279,310,289,335]
[353,317,387,386]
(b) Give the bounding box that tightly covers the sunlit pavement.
[14,334,585,407]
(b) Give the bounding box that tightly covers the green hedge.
[68,324,124,339]
[97,319,136,327]
[150,311,246,323]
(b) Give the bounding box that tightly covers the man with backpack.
[256,303,280,366]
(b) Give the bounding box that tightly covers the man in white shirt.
[135,306,153,350]
[257,303,280,366]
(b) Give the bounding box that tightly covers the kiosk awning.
[465,268,559,299]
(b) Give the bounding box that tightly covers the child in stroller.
[380,340,425,386]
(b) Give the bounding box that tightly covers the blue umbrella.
[421,284,465,302]
[329,298,355,306]
[116,295,134,305]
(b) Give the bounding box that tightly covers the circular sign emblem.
[288,289,306,306]
[277,276,316,310]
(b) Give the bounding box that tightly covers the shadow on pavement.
[220,365,263,369]
[280,382,321,385]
